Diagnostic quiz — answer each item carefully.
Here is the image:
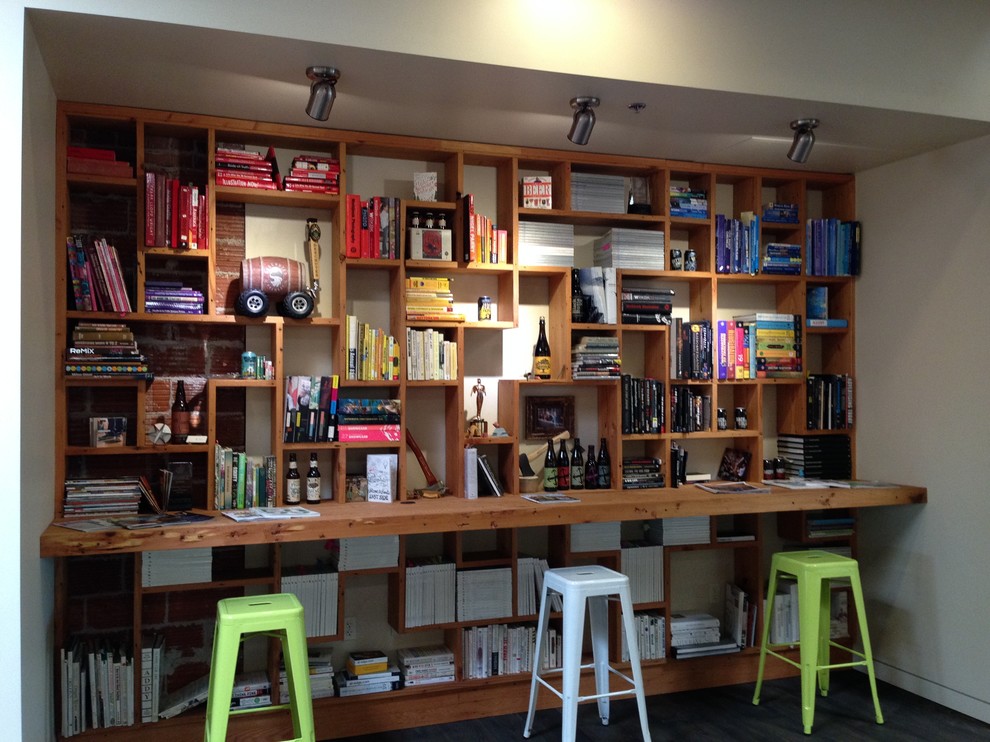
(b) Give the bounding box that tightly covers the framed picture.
[525,396,575,440]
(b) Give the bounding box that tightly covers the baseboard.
[873,660,990,725]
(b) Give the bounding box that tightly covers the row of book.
[621,375,665,434]
[620,543,664,603]
[669,386,712,433]
[457,568,513,622]
[406,327,458,380]
[66,322,150,379]
[345,315,400,381]
[283,572,340,638]
[646,515,712,546]
[463,194,508,264]
[620,611,667,662]
[344,194,400,259]
[670,317,713,380]
[623,456,665,489]
[284,375,339,443]
[60,638,136,736]
[807,373,854,430]
[66,236,132,313]
[66,145,134,179]
[462,624,539,679]
[571,335,620,378]
[807,218,861,276]
[724,583,758,649]
[404,559,456,628]
[329,534,400,571]
[214,146,340,194]
[716,313,803,380]
[715,213,759,274]
[143,172,208,249]
[516,557,559,616]
[213,448,276,510]
[405,274,465,322]
[144,281,204,314]
[141,546,212,587]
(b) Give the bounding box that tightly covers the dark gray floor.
[333,672,990,741]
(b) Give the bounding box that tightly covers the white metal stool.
[523,565,651,741]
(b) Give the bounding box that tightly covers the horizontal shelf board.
[464,435,516,446]
[63,376,148,388]
[65,444,212,455]
[65,310,339,327]
[210,378,277,389]
[668,431,759,440]
[215,185,341,210]
[342,257,402,269]
[519,208,664,227]
[67,173,137,193]
[715,273,802,284]
[141,247,210,259]
[406,379,458,387]
[140,572,276,594]
[463,321,515,330]
[669,215,712,228]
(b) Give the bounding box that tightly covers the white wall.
[856,135,990,722]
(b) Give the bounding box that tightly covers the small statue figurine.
[469,378,488,437]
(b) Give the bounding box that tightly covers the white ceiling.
[27,7,990,174]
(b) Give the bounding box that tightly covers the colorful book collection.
[715,212,760,274]
[806,218,861,276]
[283,375,339,443]
[144,280,204,315]
[66,145,134,179]
[144,170,208,249]
[66,235,132,313]
[345,315,400,382]
[336,398,401,443]
[344,194,400,259]
[715,312,803,380]
[66,322,150,379]
[462,193,507,264]
[212,446,276,510]
[405,275,465,322]
[669,186,708,218]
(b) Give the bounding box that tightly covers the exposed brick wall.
[215,201,245,313]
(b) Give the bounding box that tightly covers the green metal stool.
[752,550,883,735]
[204,593,315,741]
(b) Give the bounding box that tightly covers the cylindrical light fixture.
[787,118,819,163]
[568,97,600,146]
[306,66,340,121]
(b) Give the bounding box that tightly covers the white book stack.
[280,647,334,700]
[670,611,721,648]
[621,611,666,661]
[333,534,399,570]
[397,644,455,687]
[141,547,213,587]
[282,571,339,637]
[571,172,626,213]
[570,521,621,552]
[594,228,665,270]
[404,560,456,627]
[140,635,164,723]
[517,221,574,266]
[456,568,513,621]
[659,516,712,546]
[620,543,664,603]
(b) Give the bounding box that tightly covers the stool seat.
[204,594,315,742]
[753,550,883,735]
[524,565,651,741]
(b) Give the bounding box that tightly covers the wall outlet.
[344,616,356,641]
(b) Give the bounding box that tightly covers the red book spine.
[345,194,360,257]
[170,178,180,248]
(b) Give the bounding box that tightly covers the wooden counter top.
[39,483,927,558]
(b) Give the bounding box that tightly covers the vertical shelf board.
[597,382,621,481]
[496,157,518,266]
[546,268,570,380]
[443,151,463,203]
[444,383,465,497]
[497,380,521,494]
[814,177,856,221]
[550,160,571,215]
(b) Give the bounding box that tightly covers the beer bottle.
[305,452,322,504]
[569,438,584,490]
[543,439,558,492]
[584,443,598,489]
[533,316,552,380]
[285,453,301,504]
[556,439,570,490]
[171,380,189,444]
[597,437,612,489]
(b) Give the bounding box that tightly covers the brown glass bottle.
[533,316,551,380]
[171,380,189,443]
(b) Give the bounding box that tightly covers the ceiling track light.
[787,118,819,163]
[306,65,340,121]
[568,96,600,146]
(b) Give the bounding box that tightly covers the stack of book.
[141,546,212,587]
[669,186,708,218]
[620,286,673,325]
[462,625,536,678]
[63,477,144,518]
[671,612,739,658]
[777,434,852,479]
[214,145,277,190]
[404,275,464,322]
[337,653,401,697]
[330,534,399,571]
[725,312,803,380]
[571,335,620,378]
[344,315,400,382]
[762,242,802,275]
[806,373,854,430]
[281,154,340,193]
[67,145,133,178]
[228,671,271,712]
[66,322,150,379]
[571,172,626,213]
[622,457,664,489]
[762,202,799,223]
[621,376,664,434]
[144,281,204,314]
[456,568,513,621]
[335,397,400,443]
[404,559,456,628]
[715,213,759,274]
[282,572,339,637]
[619,542,664,603]
[806,514,856,539]
[570,521,621,552]
[66,235,132,312]
[143,173,208,249]
[593,228,665,270]
[283,375,339,443]
[650,516,711,546]
[621,611,666,662]
[517,221,574,266]
[140,635,164,724]
[397,645,455,687]
[280,648,335,700]
[344,194,400,259]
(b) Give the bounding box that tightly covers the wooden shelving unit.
[48,101,926,740]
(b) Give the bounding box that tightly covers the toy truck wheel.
[280,291,314,319]
[236,289,270,317]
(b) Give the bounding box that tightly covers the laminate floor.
[332,673,990,741]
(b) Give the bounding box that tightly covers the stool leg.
[849,573,884,725]
[618,587,652,742]
[560,587,587,742]
[588,594,610,726]
[282,622,316,741]
[798,575,823,735]
[524,581,553,738]
[204,623,240,742]
[753,563,780,705]
[817,579,831,697]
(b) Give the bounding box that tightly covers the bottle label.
[286,479,301,503]
[171,411,190,437]
[533,356,551,378]
[543,466,557,491]
[306,478,321,502]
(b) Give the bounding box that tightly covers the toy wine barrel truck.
[235,217,322,319]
